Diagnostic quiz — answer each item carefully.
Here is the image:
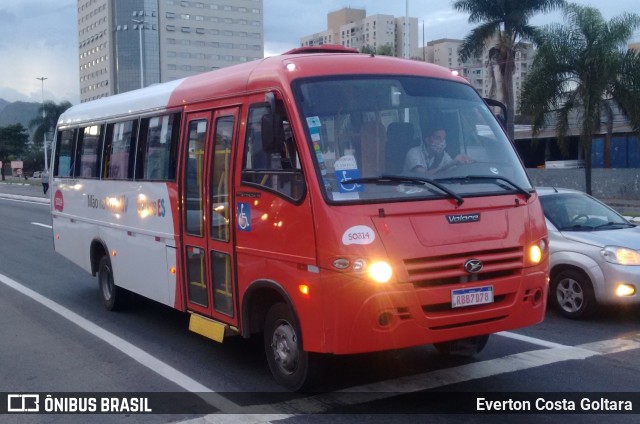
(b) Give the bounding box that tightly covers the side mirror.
[484,98,507,128]
[265,92,276,114]
[262,92,279,153]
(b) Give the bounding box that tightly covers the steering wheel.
[435,161,499,178]
[570,214,589,225]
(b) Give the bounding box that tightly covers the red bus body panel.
[164,52,548,354]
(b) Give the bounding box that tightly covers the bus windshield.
[293,76,532,203]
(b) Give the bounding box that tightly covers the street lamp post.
[132,19,146,88]
[36,76,48,172]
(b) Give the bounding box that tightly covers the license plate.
[451,286,494,308]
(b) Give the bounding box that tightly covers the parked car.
[32,171,42,178]
[538,187,640,318]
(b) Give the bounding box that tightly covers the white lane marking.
[5,269,638,421]
[0,272,240,413]
[498,331,569,349]
[186,414,293,424]
[31,222,52,229]
[180,334,640,423]
[263,337,640,416]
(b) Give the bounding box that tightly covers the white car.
[538,187,640,319]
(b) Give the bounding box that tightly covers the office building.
[78,0,264,102]
[300,7,418,58]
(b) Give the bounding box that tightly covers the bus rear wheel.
[98,256,125,311]
[263,303,321,391]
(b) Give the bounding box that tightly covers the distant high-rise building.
[78,0,264,103]
[300,7,418,58]
[420,38,535,115]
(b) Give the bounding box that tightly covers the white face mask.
[426,130,446,154]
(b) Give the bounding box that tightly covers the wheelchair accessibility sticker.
[237,202,251,231]
[334,155,363,193]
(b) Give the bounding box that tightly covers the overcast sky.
[0,0,638,105]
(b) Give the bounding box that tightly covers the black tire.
[550,269,596,319]
[98,256,125,311]
[263,303,322,391]
[434,334,490,356]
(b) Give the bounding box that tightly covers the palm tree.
[29,100,73,145]
[519,4,640,194]
[29,100,72,170]
[454,0,566,141]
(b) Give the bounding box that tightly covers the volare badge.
[446,212,481,224]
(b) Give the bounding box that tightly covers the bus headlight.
[367,260,393,284]
[527,238,547,265]
[331,257,393,283]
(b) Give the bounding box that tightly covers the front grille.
[403,247,523,288]
[429,315,507,330]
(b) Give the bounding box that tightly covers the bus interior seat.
[359,120,386,175]
[385,122,416,174]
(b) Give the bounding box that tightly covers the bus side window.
[241,103,304,201]
[77,125,103,178]
[53,129,76,177]
[243,105,269,170]
[103,119,138,180]
[137,113,180,181]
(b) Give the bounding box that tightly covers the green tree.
[360,45,376,55]
[0,124,30,180]
[454,0,566,140]
[360,43,394,56]
[28,100,72,170]
[376,43,394,57]
[519,4,640,194]
[23,144,47,176]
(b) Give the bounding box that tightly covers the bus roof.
[58,47,467,126]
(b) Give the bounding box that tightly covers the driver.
[404,127,474,176]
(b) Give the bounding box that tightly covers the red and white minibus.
[51,45,548,390]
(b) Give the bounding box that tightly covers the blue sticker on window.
[237,202,251,231]
[335,169,363,193]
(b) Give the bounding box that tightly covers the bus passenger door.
[182,108,239,326]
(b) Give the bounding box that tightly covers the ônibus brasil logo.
[54,190,64,212]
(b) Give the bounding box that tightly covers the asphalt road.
[0,192,639,424]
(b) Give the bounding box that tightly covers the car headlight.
[601,246,640,265]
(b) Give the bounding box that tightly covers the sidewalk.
[0,179,50,204]
[600,198,640,216]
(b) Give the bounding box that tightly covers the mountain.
[0,100,40,133]
[0,99,9,115]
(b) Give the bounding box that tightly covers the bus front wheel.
[98,256,124,311]
[263,303,321,391]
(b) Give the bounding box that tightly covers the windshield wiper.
[559,224,593,231]
[594,221,635,230]
[346,174,464,206]
[434,175,532,200]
